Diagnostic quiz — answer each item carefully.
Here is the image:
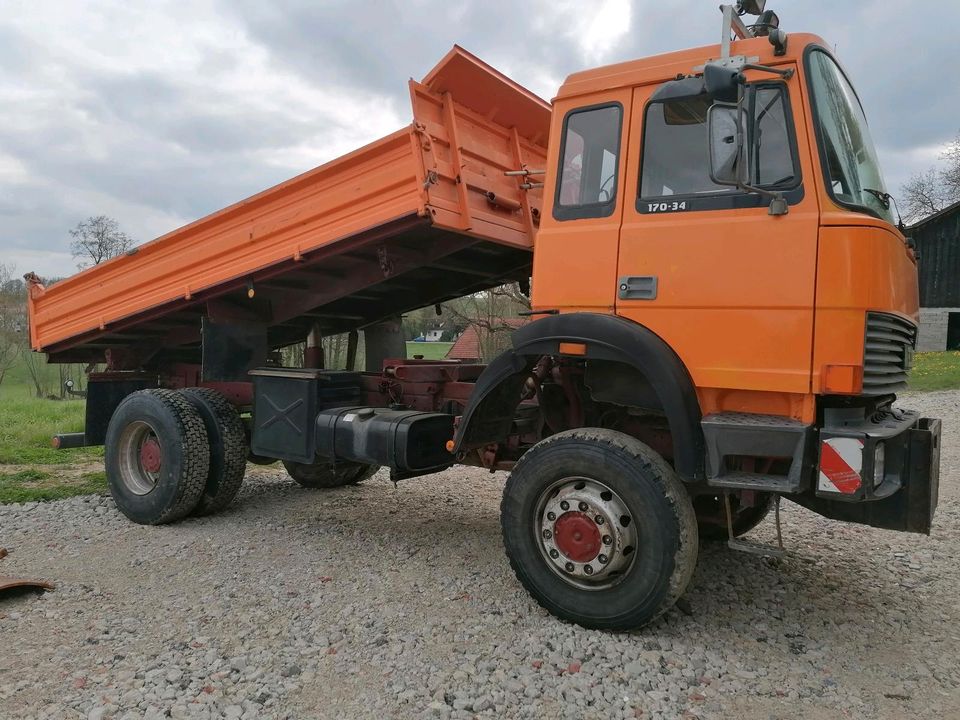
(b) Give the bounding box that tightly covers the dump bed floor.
[27,47,549,363]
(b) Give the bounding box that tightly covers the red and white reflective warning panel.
[818,437,863,494]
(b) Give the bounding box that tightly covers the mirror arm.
[740,64,794,80]
[735,181,789,216]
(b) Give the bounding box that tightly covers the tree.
[443,282,531,361]
[900,131,960,223]
[69,215,133,269]
[0,263,24,386]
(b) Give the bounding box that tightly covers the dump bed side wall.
[28,50,548,356]
[29,129,427,352]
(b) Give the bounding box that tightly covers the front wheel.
[500,428,698,631]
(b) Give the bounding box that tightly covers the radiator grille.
[863,312,916,395]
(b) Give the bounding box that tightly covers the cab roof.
[556,32,827,101]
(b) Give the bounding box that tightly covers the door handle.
[618,276,658,300]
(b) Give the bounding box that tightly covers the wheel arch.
[453,313,705,482]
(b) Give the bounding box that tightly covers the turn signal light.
[822,364,863,395]
[558,342,587,356]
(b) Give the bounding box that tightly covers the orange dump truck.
[26,3,941,630]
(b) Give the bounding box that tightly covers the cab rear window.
[553,103,622,221]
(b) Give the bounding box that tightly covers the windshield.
[806,49,895,224]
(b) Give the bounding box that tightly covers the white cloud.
[578,0,633,64]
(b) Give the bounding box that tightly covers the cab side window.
[554,104,622,220]
[639,86,799,210]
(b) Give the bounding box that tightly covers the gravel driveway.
[1,391,958,720]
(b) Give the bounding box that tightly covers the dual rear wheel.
[105,388,247,525]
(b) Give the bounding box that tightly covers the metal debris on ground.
[0,547,56,595]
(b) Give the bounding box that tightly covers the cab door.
[616,73,820,408]
[532,89,632,313]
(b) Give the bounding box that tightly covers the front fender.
[453,313,705,482]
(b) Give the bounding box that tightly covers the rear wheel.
[282,459,380,488]
[500,428,698,631]
[181,388,247,515]
[105,389,209,525]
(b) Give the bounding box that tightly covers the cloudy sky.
[2,0,958,278]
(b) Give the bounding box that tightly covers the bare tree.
[443,282,531,361]
[901,168,954,221]
[0,263,24,386]
[20,345,52,398]
[900,131,960,223]
[69,215,133,269]
[941,134,960,198]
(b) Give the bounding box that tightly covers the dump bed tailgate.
[27,46,549,361]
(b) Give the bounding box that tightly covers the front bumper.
[796,414,941,534]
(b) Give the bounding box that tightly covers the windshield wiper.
[864,187,906,230]
[863,187,892,209]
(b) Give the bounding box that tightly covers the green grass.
[0,384,103,464]
[908,351,960,392]
[405,341,454,360]
[0,469,107,504]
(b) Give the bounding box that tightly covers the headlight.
[873,443,885,487]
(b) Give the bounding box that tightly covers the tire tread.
[501,427,698,630]
[182,388,247,515]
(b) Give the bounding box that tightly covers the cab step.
[701,412,811,493]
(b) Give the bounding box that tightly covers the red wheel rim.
[140,438,162,474]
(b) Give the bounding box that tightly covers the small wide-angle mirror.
[703,63,741,104]
[707,102,743,185]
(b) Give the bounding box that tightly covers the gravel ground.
[1,390,958,720]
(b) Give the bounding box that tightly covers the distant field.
[405,341,453,360]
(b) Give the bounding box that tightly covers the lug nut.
[598,554,608,564]
[549,549,559,559]
[594,515,604,525]
[602,535,612,545]
[560,500,569,511]
[547,511,556,521]
[542,529,552,539]
[564,562,574,572]
[584,564,594,575]
[578,501,589,512]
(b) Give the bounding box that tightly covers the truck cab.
[517,24,936,520]
[537,31,916,418]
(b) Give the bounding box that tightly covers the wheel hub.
[553,512,601,562]
[117,420,163,496]
[537,476,638,589]
[140,439,162,474]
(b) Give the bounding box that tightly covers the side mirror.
[707,102,744,186]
